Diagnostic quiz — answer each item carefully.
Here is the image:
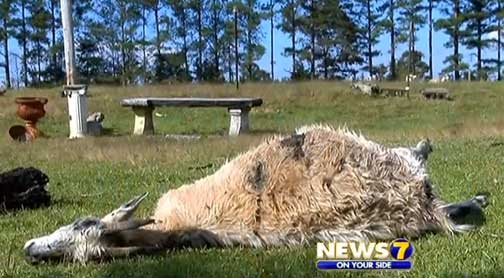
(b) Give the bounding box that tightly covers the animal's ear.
[102,192,149,223]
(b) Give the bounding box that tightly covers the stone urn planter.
[9,97,48,142]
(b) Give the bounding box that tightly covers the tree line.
[0,0,503,88]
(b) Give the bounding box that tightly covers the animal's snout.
[24,241,35,254]
[24,241,42,265]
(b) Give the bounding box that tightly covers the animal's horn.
[102,192,149,223]
[103,219,155,234]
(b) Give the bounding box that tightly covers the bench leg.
[132,107,154,135]
[228,108,250,136]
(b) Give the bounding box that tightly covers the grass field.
[0,81,503,277]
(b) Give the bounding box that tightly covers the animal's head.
[24,193,154,264]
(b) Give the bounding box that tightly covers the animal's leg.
[443,193,489,228]
[102,192,149,223]
[126,229,323,250]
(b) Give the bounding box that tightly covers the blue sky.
[256,20,482,80]
[2,4,500,83]
[256,7,499,80]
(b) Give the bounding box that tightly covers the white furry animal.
[351,82,380,96]
[428,74,450,84]
[405,74,417,83]
[24,126,489,264]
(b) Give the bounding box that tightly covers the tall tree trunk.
[50,0,57,80]
[498,0,502,81]
[247,28,252,80]
[3,17,10,88]
[291,1,296,78]
[228,44,233,82]
[142,6,147,84]
[454,0,460,81]
[477,20,482,80]
[411,21,416,75]
[182,9,189,80]
[197,1,203,81]
[234,7,239,87]
[323,49,328,79]
[309,0,315,80]
[121,19,127,85]
[389,0,396,80]
[367,0,373,78]
[270,0,274,81]
[428,0,433,79]
[21,0,28,86]
[408,21,413,77]
[247,1,253,80]
[37,40,41,84]
[154,4,161,57]
[212,0,219,76]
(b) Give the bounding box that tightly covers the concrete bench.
[120,97,263,136]
[380,87,410,98]
[421,88,450,100]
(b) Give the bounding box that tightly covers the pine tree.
[333,0,364,79]
[77,20,106,81]
[427,0,440,79]
[188,0,204,81]
[496,0,504,80]
[278,0,301,79]
[232,0,265,81]
[436,0,466,80]
[27,0,51,85]
[396,0,426,77]
[13,0,29,86]
[397,50,429,78]
[380,0,398,79]
[298,0,320,79]
[166,0,191,80]
[47,0,63,83]
[203,0,227,81]
[354,0,384,78]
[262,0,279,80]
[463,0,495,80]
[0,0,16,88]
[94,0,143,84]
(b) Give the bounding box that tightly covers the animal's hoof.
[412,139,433,161]
[472,193,489,208]
[417,139,433,154]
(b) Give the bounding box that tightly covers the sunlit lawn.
[0,81,503,277]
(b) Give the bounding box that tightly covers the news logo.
[316,238,414,270]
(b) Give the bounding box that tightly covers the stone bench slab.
[421,88,451,99]
[121,97,263,108]
[120,97,263,136]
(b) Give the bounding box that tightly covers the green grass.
[0,81,504,277]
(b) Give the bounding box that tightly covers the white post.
[61,0,88,138]
[64,85,88,138]
[60,0,76,85]
[228,108,250,136]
